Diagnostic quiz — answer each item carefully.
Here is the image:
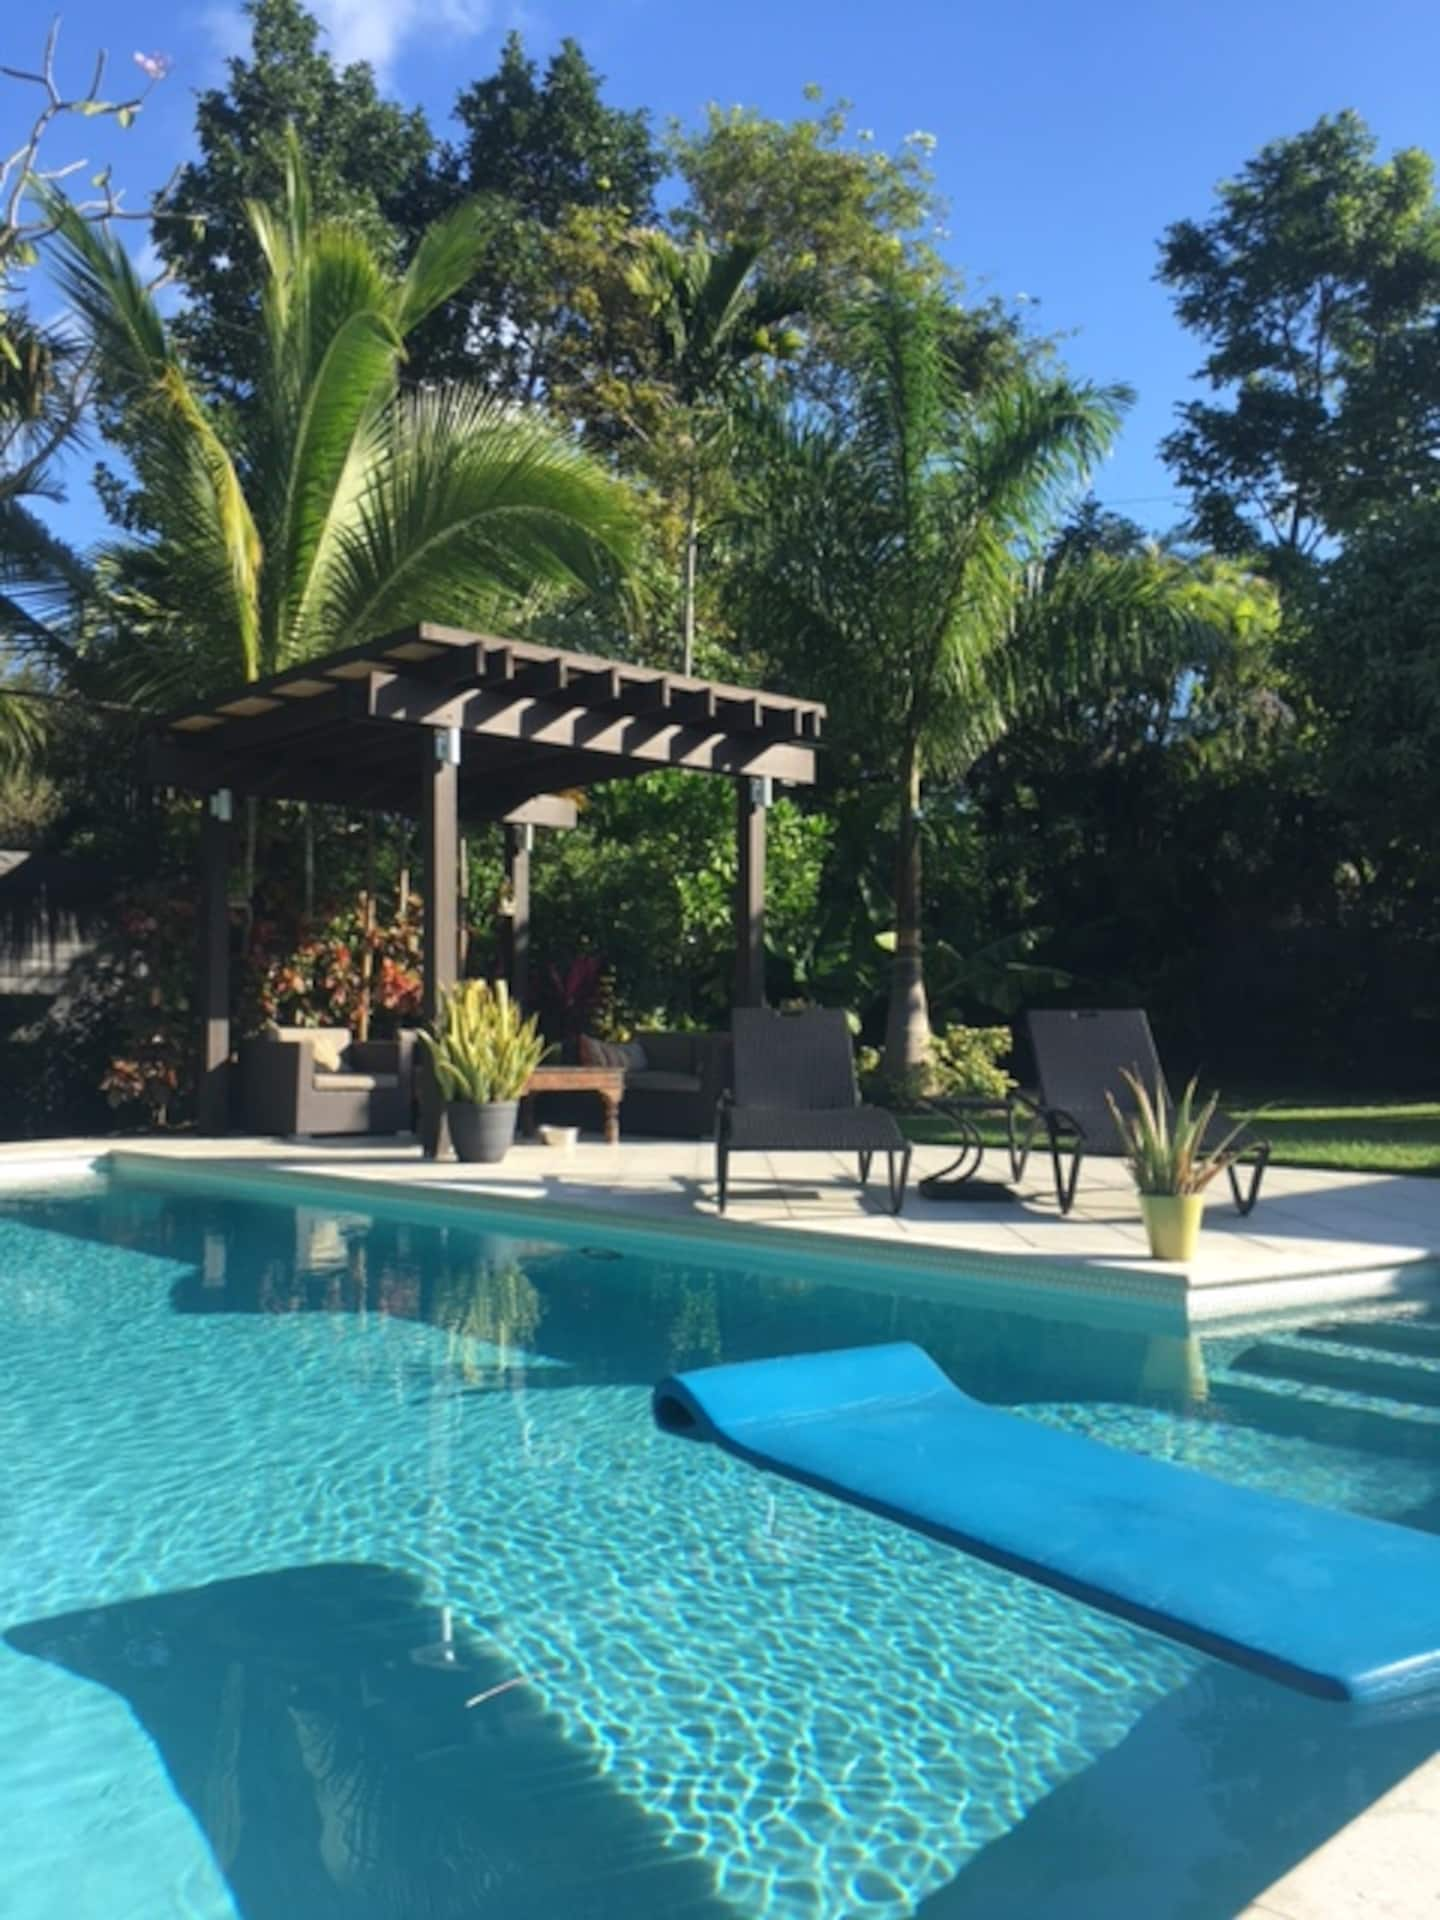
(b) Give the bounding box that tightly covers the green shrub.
[931,1023,1015,1100]
[859,1023,1014,1106]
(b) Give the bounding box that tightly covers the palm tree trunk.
[881,748,932,1091]
[681,470,699,677]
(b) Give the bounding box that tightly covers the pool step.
[1207,1369,1440,1462]
[1230,1335,1440,1409]
[1295,1316,1440,1361]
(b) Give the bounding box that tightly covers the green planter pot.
[448,1100,519,1164]
[1139,1193,1204,1261]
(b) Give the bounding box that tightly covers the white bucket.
[539,1124,580,1153]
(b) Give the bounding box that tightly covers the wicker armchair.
[239,1026,417,1138]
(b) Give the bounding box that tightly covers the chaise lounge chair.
[1008,1008,1271,1217]
[716,1009,913,1214]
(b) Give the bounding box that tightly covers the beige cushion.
[313,1071,399,1093]
[269,1025,351,1072]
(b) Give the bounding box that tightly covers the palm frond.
[999,547,1276,722]
[0,498,95,671]
[40,195,172,398]
[44,200,264,683]
[0,687,49,776]
[396,197,495,336]
[155,366,263,679]
[960,376,1130,556]
[251,227,404,665]
[309,388,636,654]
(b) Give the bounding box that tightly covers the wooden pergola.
[148,622,826,1131]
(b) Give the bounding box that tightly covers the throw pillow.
[579,1034,647,1071]
[267,1025,348,1073]
[309,1034,347,1073]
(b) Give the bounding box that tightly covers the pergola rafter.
[153,622,820,817]
[147,623,827,1137]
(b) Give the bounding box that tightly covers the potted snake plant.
[1106,1069,1246,1261]
[420,980,549,1164]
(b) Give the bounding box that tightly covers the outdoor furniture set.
[238,1004,1270,1227]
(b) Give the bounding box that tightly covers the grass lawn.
[901,1095,1440,1177]
[1227,1095,1440,1177]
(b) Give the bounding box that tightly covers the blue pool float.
[652,1342,1440,1707]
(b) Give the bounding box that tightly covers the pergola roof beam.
[364,671,815,782]
[165,625,824,747]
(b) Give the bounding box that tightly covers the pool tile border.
[94,1145,1440,1331]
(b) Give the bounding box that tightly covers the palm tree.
[624,231,806,674]
[735,286,1271,1084]
[43,135,634,705]
[0,317,97,770]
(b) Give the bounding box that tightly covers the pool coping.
[6,1141,1434,1333]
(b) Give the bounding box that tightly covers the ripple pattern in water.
[1,1176,1437,1920]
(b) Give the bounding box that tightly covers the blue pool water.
[2,1167,1438,1920]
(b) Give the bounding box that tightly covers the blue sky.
[7,0,1439,551]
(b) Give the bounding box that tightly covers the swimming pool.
[2,1164,1437,1919]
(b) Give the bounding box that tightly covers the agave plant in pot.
[1106,1070,1246,1261]
[420,980,549,1164]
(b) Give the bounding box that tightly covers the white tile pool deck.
[4,1126,1439,1917]
[10,1127,1435,1324]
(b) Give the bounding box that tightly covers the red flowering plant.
[537,952,615,1054]
[98,891,199,1126]
[242,896,424,1036]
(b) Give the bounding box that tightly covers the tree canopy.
[156,0,434,400]
[402,31,664,399]
[3,22,1439,1128]
[1158,110,1440,561]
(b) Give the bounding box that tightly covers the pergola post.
[734,775,769,1008]
[197,789,233,1133]
[502,822,532,1008]
[420,727,460,1156]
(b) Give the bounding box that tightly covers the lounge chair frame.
[716,1009,913,1215]
[1006,1010,1271,1218]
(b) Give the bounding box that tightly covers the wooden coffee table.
[521,1064,625,1145]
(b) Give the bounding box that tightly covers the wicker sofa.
[573,1029,732,1138]
[239,1025,417,1138]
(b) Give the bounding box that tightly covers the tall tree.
[1158,111,1440,562]
[671,92,942,298]
[669,93,981,407]
[50,138,633,704]
[735,287,1269,1082]
[156,0,434,400]
[621,233,807,673]
[1295,499,1440,921]
[406,33,662,398]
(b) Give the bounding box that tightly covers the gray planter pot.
[447,1100,519,1164]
